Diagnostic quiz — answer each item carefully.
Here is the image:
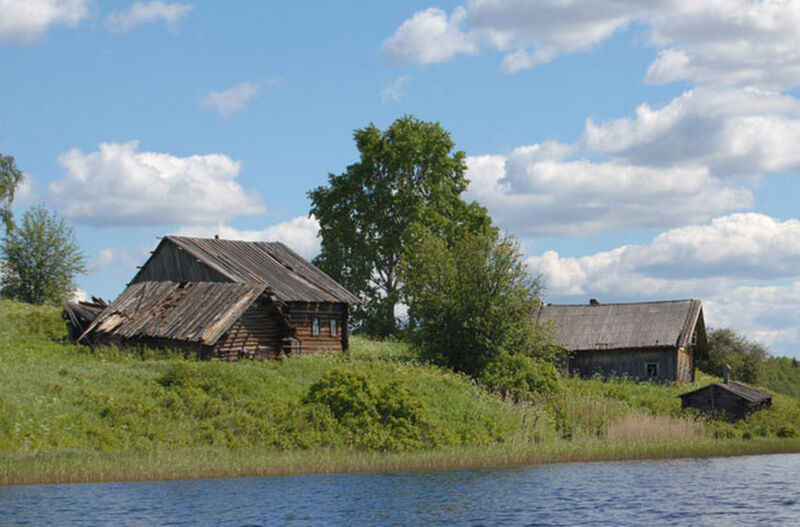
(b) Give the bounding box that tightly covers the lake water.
[2,453,799,526]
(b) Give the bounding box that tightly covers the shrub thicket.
[304,369,432,450]
[480,351,561,402]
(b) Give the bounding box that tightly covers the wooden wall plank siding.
[677,347,693,385]
[131,242,230,284]
[212,301,283,361]
[570,348,676,382]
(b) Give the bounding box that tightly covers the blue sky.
[2,0,800,357]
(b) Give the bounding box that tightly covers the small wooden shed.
[537,299,707,384]
[679,381,772,419]
[78,236,360,359]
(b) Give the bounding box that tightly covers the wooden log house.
[537,299,708,384]
[79,236,359,360]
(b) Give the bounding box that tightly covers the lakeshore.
[3,300,800,486]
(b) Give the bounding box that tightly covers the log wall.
[286,302,347,354]
[212,301,283,361]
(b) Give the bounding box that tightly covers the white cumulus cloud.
[382,7,479,64]
[50,141,266,226]
[705,283,800,354]
[385,1,800,88]
[0,0,88,43]
[464,143,752,237]
[105,1,192,33]
[583,87,800,176]
[176,216,321,260]
[527,213,800,299]
[200,82,261,117]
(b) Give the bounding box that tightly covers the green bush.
[304,369,378,421]
[480,351,561,402]
[708,420,739,439]
[303,369,432,450]
[776,424,798,438]
[157,360,199,388]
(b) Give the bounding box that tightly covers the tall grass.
[5,438,800,486]
[607,414,704,442]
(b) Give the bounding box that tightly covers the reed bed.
[4,438,800,486]
[607,414,705,442]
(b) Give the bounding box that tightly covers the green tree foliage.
[760,357,800,398]
[400,228,558,377]
[697,328,769,384]
[0,153,24,231]
[1,204,86,305]
[309,116,492,337]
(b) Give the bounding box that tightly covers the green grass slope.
[0,300,540,453]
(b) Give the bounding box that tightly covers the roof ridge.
[543,299,695,308]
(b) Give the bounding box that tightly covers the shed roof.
[537,299,703,351]
[81,281,267,345]
[135,236,359,304]
[679,381,772,404]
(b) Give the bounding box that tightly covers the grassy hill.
[1,299,800,484]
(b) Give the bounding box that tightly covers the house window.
[312,317,320,336]
[645,362,659,378]
[690,331,698,346]
[330,319,338,337]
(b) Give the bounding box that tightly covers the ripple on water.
[1,454,800,526]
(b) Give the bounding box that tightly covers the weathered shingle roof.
[538,299,703,351]
[81,281,266,345]
[679,381,772,404]
[157,236,359,304]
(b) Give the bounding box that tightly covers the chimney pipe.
[723,364,731,384]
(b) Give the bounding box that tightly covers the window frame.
[311,317,320,337]
[330,319,338,337]
[645,362,659,378]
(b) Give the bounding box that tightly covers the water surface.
[2,453,798,526]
